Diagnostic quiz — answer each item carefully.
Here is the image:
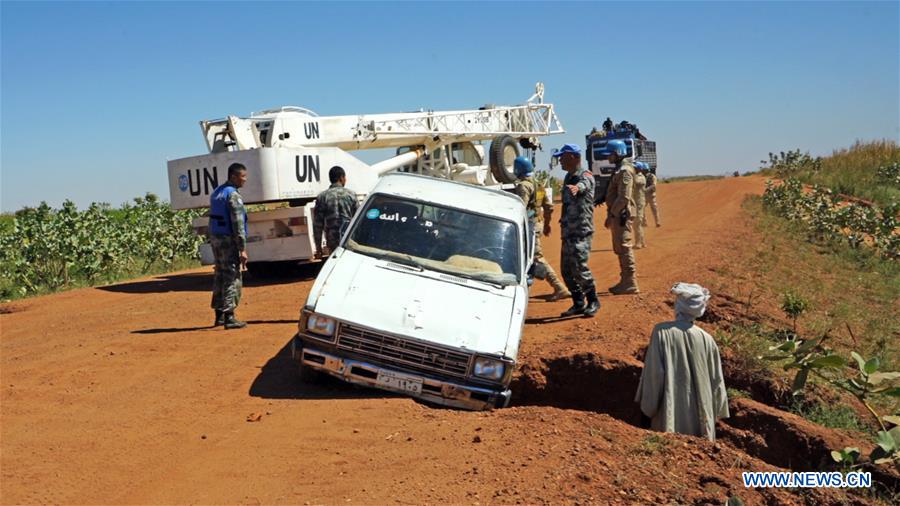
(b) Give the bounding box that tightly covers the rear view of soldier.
[313,166,359,258]
[512,156,570,301]
[645,167,661,227]
[603,140,640,294]
[633,162,648,249]
[209,163,249,329]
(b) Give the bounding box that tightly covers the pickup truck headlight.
[306,313,337,337]
[472,357,505,381]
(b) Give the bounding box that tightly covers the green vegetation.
[743,196,898,370]
[763,178,898,260]
[726,151,900,470]
[635,434,672,456]
[766,330,899,470]
[788,400,869,434]
[0,194,203,300]
[759,140,900,207]
[533,169,563,201]
[661,175,725,183]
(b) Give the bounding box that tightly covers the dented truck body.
[292,173,533,410]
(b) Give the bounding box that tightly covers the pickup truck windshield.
[344,194,520,285]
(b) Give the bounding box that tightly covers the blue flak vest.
[208,184,248,237]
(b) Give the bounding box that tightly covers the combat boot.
[560,292,586,317]
[223,312,247,329]
[214,310,225,327]
[548,288,572,301]
[547,275,571,301]
[610,271,640,295]
[583,284,601,317]
[609,255,627,292]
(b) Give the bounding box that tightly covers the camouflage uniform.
[514,177,568,296]
[633,170,647,249]
[645,172,661,226]
[210,184,247,313]
[605,159,639,293]
[313,183,359,255]
[559,169,596,301]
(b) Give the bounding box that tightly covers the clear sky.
[2,1,898,211]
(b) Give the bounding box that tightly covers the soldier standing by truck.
[633,162,648,249]
[645,167,661,227]
[313,166,358,259]
[209,163,249,329]
[555,144,600,317]
[603,140,640,294]
[513,156,570,301]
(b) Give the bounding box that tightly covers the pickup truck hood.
[310,250,519,357]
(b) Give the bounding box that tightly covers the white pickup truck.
[292,172,532,410]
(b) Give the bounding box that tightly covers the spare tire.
[489,135,520,184]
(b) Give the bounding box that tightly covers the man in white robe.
[635,283,729,441]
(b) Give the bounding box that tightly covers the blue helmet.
[635,161,648,171]
[513,156,534,178]
[602,140,628,157]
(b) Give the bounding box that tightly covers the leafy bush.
[762,179,899,260]
[760,149,822,178]
[761,141,900,207]
[766,332,900,470]
[0,194,203,298]
[532,170,563,202]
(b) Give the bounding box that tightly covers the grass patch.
[0,257,201,302]
[726,387,751,400]
[742,196,899,370]
[788,399,871,434]
[635,434,672,456]
[763,140,900,207]
[661,175,725,183]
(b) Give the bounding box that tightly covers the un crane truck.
[167,85,565,410]
[166,84,564,272]
[584,125,657,206]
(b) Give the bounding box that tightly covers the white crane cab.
[293,173,533,410]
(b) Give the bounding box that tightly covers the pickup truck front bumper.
[291,337,511,411]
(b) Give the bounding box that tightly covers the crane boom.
[167,83,565,266]
[202,92,563,152]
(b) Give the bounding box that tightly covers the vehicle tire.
[493,392,511,409]
[489,135,520,184]
[246,262,271,278]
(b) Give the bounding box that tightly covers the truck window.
[450,143,481,166]
[345,194,520,285]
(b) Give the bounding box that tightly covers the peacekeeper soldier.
[313,166,358,258]
[645,167,661,227]
[512,156,570,301]
[554,144,600,317]
[603,140,640,294]
[209,163,249,329]
[633,162,648,249]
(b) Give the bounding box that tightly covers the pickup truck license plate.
[376,370,423,394]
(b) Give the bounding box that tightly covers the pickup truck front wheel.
[297,361,324,384]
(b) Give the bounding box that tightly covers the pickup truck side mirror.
[549,149,559,169]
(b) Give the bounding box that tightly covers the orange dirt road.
[5,176,825,505]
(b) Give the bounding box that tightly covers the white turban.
[671,282,710,320]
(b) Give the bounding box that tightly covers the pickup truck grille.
[336,324,472,379]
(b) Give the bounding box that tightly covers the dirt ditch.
[511,352,643,425]
[510,349,899,494]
